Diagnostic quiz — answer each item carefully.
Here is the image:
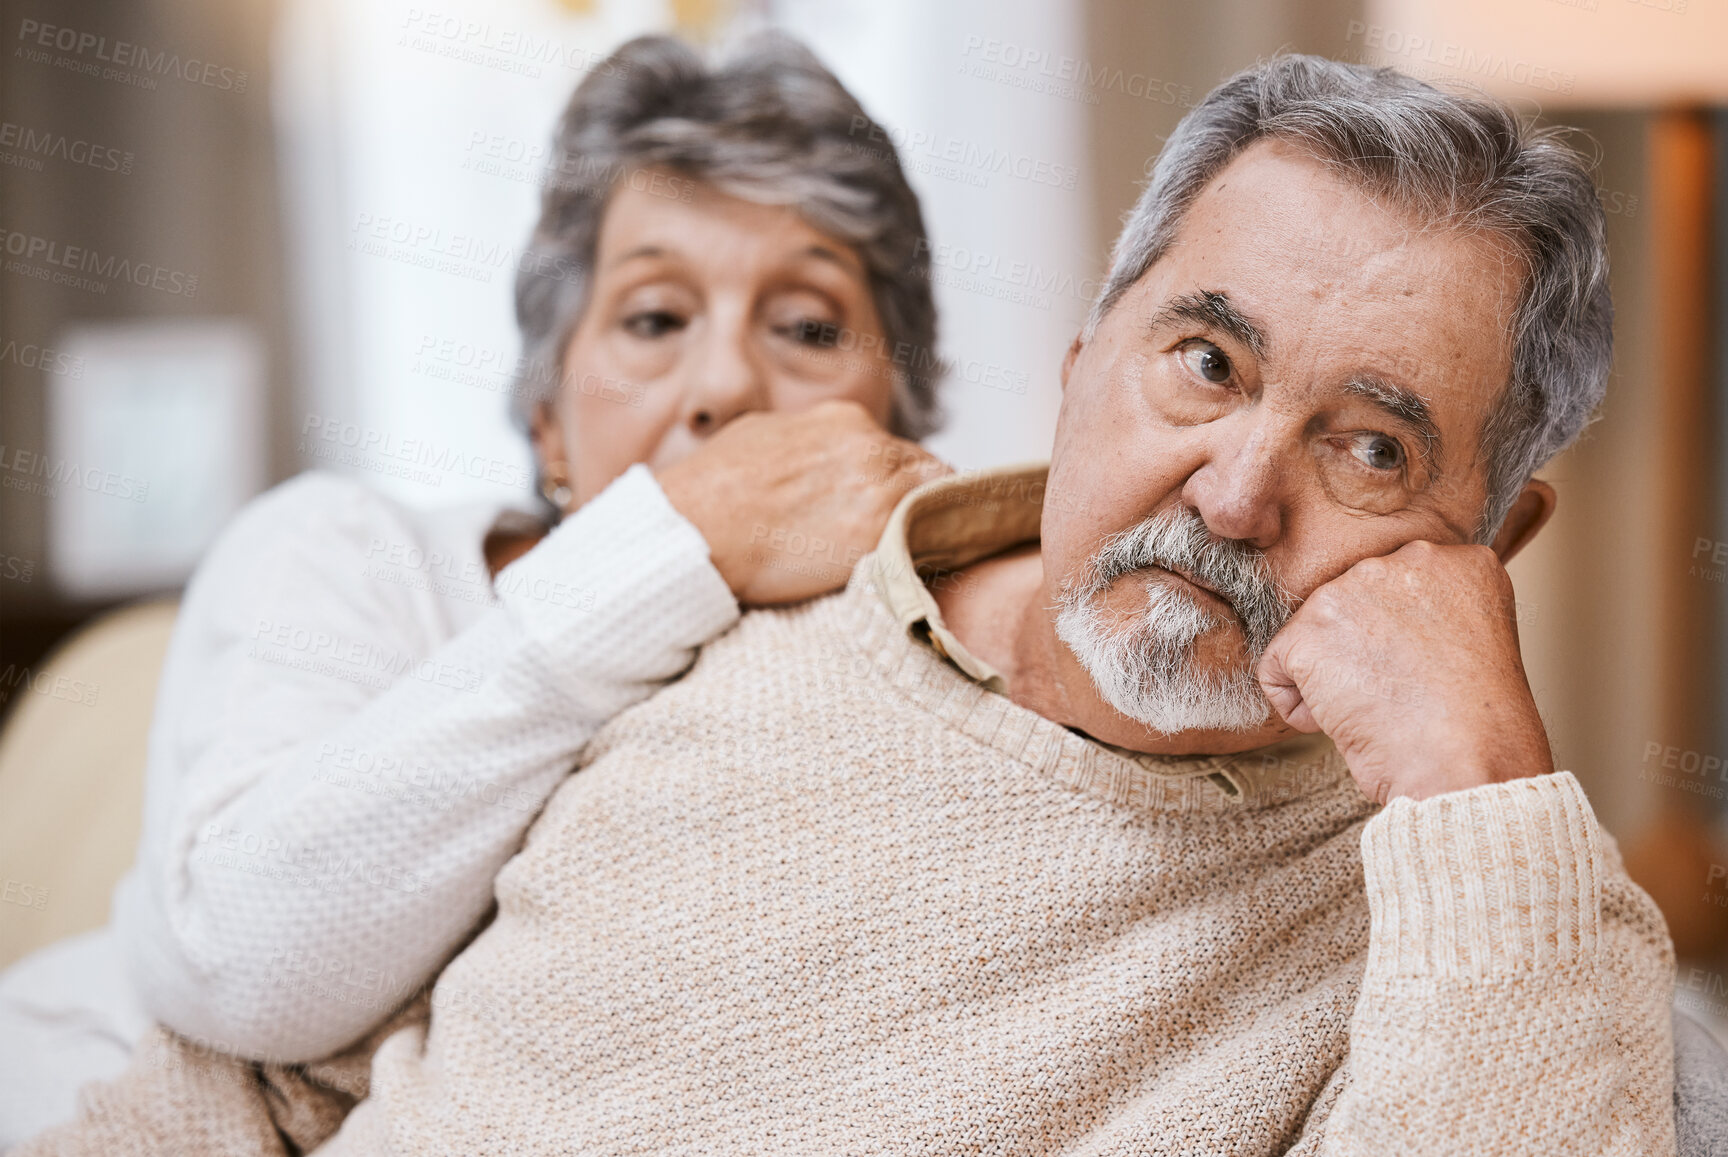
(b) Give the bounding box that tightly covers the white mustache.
[1054,506,1293,734]
[1079,506,1294,656]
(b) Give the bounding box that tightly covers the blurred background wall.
[2,0,1725,1031]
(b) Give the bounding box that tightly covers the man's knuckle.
[1465,543,1502,571]
[1308,588,1344,618]
[1353,556,1386,580]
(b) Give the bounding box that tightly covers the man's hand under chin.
[1254,539,1553,805]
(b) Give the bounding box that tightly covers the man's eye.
[1180,341,1232,384]
[1352,434,1405,471]
[622,311,685,338]
[777,319,842,348]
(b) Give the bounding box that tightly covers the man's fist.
[1255,539,1553,804]
[657,400,948,605]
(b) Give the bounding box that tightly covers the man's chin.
[1186,627,1259,678]
[1079,630,1275,736]
[1057,571,1277,738]
[1109,678,1276,737]
[1129,583,1256,673]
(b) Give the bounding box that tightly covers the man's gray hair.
[1089,54,1612,540]
[514,32,942,440]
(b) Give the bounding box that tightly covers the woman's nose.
[682,314,768,437]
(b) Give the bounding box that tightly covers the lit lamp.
[1361,0,1728,958]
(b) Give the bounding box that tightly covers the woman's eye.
[1352,434,1406,472]
[777,318,842,348]
[622,310,685,339]
[1180,341,1233,384]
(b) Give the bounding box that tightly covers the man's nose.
[1178,424,1285,549]
[680,312,769,437]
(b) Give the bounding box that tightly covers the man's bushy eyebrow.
[1345,374,1442,466]
[1144,291,1441,467]
[1146,290,1268,359]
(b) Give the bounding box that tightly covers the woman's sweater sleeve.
[1302,771,1678,1156]
[113,465,739,1063]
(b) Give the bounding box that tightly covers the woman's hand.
[657,400,949,605]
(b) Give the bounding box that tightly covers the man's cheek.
[1273,561,1343,614]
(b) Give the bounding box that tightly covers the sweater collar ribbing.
[859,463,1348,809]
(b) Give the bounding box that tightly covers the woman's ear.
[528,398,566,472]
[1490,478,1557,563]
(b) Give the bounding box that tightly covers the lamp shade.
[1362,0,1728,108]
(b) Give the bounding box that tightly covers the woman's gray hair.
[1090,54,1612,541]
[513,32,942,440]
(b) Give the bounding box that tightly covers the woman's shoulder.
[216,471,509,569]
[225,471,416,547]
[184,472,509,635]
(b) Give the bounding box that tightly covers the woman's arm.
[114,465,739,1062]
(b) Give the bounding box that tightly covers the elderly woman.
[0,31,943,1145]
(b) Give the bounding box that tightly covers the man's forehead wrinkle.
[1147,289,1270,360]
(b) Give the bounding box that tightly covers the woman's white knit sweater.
[298,468,1677,1155]
[112,465,740,1061]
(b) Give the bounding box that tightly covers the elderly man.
[23,54,1676,1157]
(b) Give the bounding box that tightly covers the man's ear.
[1489,478,1557,563]
[1059,334,1085,393]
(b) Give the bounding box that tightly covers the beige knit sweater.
[24,469,1678,1156]
[321,570,1671,1152]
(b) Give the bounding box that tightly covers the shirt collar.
[866,463,1341,800]
[869,463,1048,695]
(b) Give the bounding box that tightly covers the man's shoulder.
[715,581,889,680]
[596,577,942,744]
